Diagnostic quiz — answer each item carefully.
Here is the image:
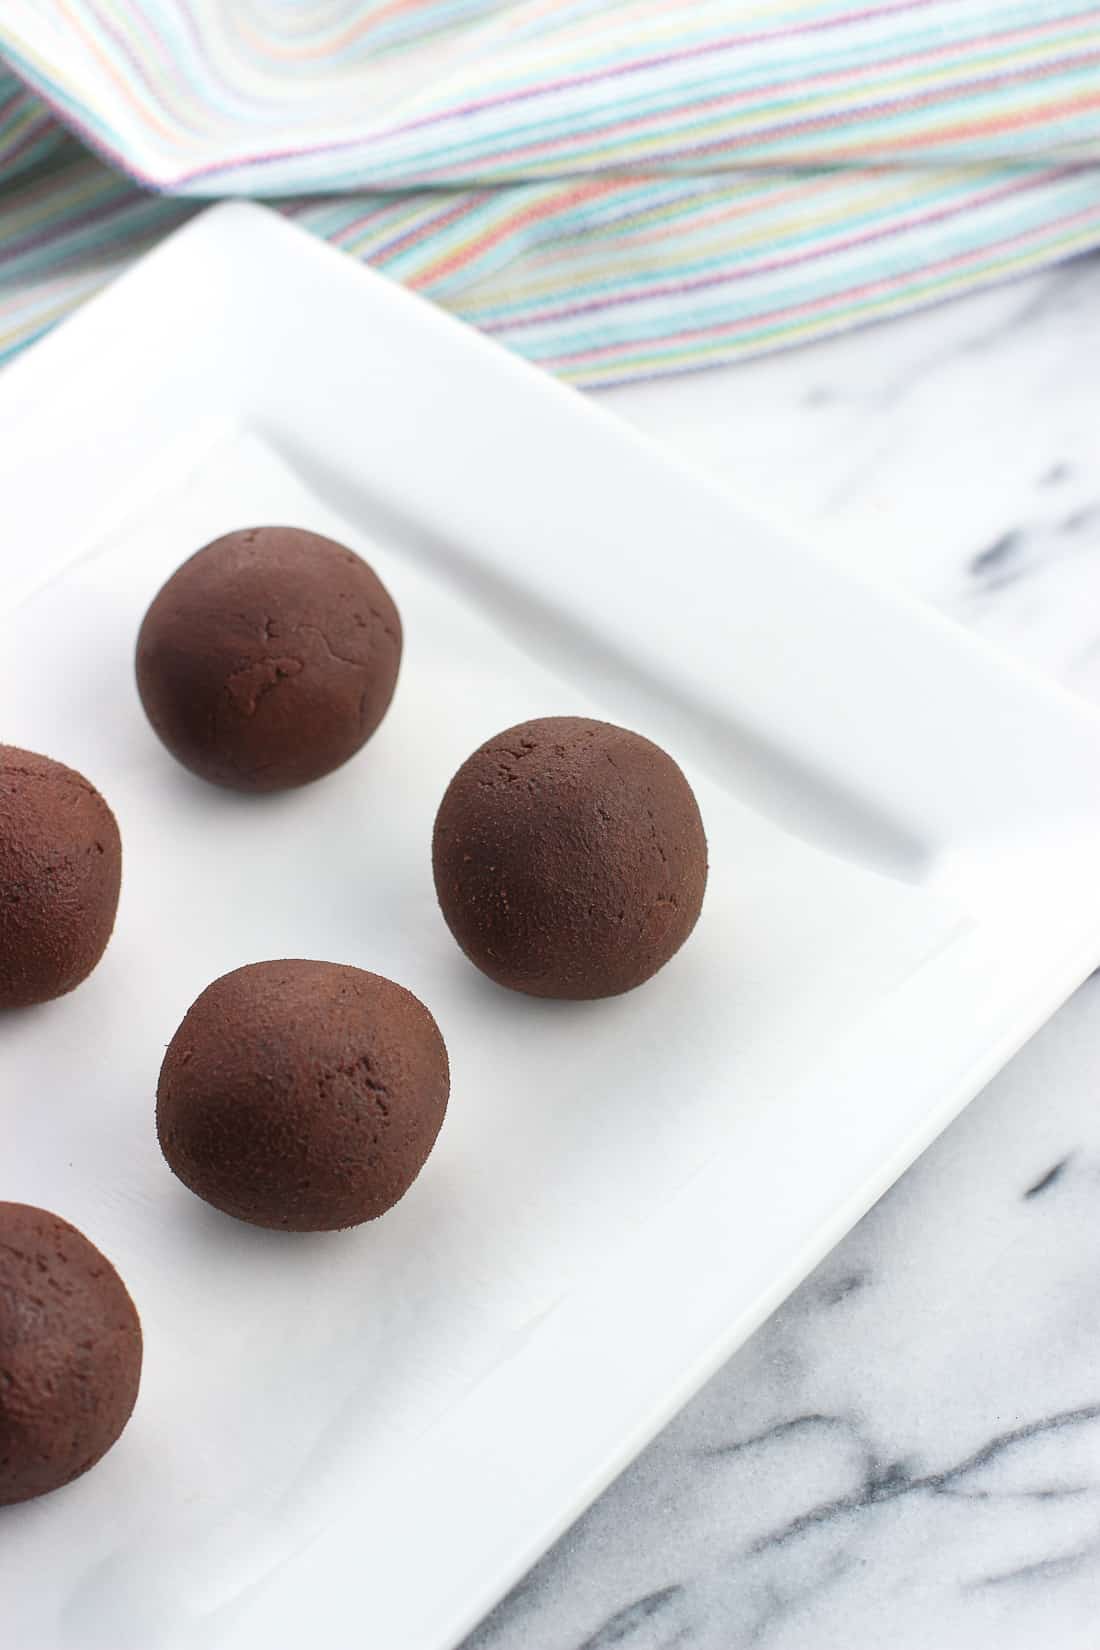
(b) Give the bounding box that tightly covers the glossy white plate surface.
[3,204,1100,1650]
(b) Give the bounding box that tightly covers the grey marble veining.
[461,256,1100,1650]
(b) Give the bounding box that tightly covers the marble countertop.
[462,254,1100,1650]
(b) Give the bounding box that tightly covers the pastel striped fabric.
[1,1,1099,386]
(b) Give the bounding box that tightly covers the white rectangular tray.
[3,203,1100,1650]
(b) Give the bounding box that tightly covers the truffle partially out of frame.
[0,745,122,1008]
[0,1203,142,1507]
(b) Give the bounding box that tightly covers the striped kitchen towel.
[1,1,1099,386]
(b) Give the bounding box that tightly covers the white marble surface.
[462,254,1100,1650]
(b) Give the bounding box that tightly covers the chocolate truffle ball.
[0,746,122,1008]
[135,526,402,792]
[433,717,707,999]
[0,1203,142,1506]
[157,960,449,1231]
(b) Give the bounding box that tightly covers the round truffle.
[0,1203,142,1506]
[136,526,402,792]
[433,716,707,999]
[0,746,122,1008]
[157,960,449,1231]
